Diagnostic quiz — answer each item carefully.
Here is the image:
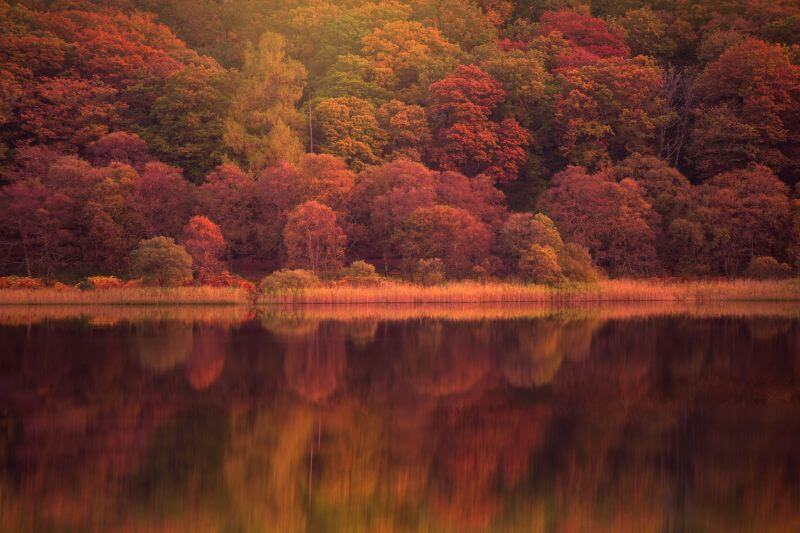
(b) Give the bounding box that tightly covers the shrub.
[340,260,378,278]
[744,256,792,280]
[0,276,45,290]
[557,243,601,282]
[518,245,563,284]
[260,269,321,293]
[201,271,257,292]
[129,237,193,287]
[86,276,124,289]
[413,258,446,286]
[337,260,384,286]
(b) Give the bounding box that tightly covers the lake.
[0,303,798,532]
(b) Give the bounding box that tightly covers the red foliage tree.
[347,159,439,270]
[283,200,346,275]
[196,164,268,258]
[538,166,660,277]
[135,162,194,239]
[693,164,792,275]
[538,10,630,59]
[399,205,493,278]
[85,131,152,169]
[689,38,800,180]
[554,56,670,169]
[181,215,227,280]
[427,65,532,183]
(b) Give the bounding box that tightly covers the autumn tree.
[498,212,564,271]
[412,0,498,51]
[399,205,493,278]
[553,56,671,170]
[196,164,270,258]
[181,216,227,280]
[283,201,346,275]
[85,132,152,169]
[693,164,792,275]
[347,159,439,270]
[135,162,194,239]
[224,32,306,173]
[312,97,387,170]
[688,38,800,180]
[139,65,233,182]
[612,153,694,271]
[518,244,563,284]
[376,100,431,161]
[360,20,461,102]
[538,166,660,277]
[129,236,193,286]
[427,65,532,183]
[537,9,630,60]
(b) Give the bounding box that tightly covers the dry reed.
[0,286,252,305]
[258,279,800,304]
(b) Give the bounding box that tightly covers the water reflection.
[1,304,799,531]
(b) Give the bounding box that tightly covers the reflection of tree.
[400,321,493,397]
[430,403,551,530]
[283,323,348,403]
[224,404,314,532]
[184,327,228,390]
[500,319,602,388]
[131,321,193,373]
[260,312,320,338]
[127,405,229,523]
[341,319,378,347]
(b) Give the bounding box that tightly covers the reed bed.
[0,305,256,326]
[5,300,799,328]
[260,300,800,322]
[0,286,252,305]
[259,279,800,304]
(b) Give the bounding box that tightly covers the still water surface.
[0,304,799,532]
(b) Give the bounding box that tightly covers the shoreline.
[2,279,800,305]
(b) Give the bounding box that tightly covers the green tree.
[140,65,233,182]
[518,244,563,284]
[224,32,306,173]
[130,236,193,286]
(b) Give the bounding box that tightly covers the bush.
[337,260,384,287]
[86,276,124,289]
[201,270,256,292]
[260,269,321,293]
[129,237,193,287]
[413,258,446,286]
[744,256,792,280]
[557,243,601,282]
[0,276,45,290]
[518,245,563,284]
[340,260,378,278]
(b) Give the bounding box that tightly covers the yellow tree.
[224,32,306,173]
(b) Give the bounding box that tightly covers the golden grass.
[259,301,800,322]
[258,279,800,304]
[0,286,252,305]
[4,300,800,327]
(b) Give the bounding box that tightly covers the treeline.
[0,0,799,282]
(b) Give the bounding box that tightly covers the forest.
[1,0,799,286]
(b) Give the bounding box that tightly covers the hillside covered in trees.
[1,0,799,284]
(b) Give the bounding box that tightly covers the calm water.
[0,304,799,532]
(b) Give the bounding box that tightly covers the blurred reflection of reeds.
[3,301,800,326]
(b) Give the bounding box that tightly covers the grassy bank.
[0,286,252,305]
[2,279,800,306]
[258,279,800,304]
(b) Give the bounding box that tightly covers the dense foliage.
[2,0,800,282]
